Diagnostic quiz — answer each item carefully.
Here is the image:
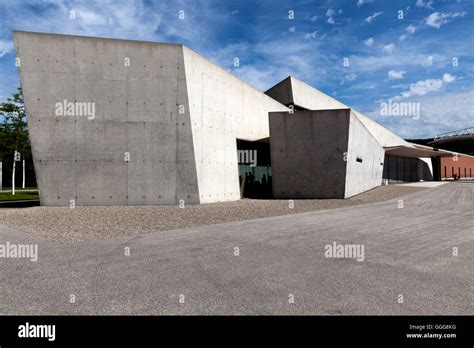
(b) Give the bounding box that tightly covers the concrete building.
[13,31,286,206]
[13,31,473,205]
[265,76,454,198]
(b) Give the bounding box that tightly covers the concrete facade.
[344,110,385,198]
[266,76,443,198]
[269,109,351,199]
[269,108,385,199]
[14,31,466,205]
[182,47,287,203]
[13,31,286,206]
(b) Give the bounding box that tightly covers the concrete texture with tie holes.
[0,182,472,315]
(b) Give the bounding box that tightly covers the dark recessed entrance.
[236,138,272,198]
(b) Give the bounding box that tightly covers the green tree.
[0,87,35,188]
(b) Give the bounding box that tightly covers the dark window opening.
[237,138,272,199]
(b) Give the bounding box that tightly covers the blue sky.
[0,0,472,138]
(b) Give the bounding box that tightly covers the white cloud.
[75,8,108,26]
[305,30,317,39]
[365,11,383,23]
[340,73,357,86]
[366,91,474,138]
[382,43,396,54]
[345,73,357,81]
[421,55,434,67]
[326,9,336,24]
[364,37,374,46]
[357,0,373,7]
[426,12,467,29]
[390,83,409,89]
[406,25,417,34]
[452,12,468,18]
[326,9,336,17]
[416,0,433,10]
[0,40,14,58]
[347,51,451,74]
[398,73,456,98]
[388,70,407,79]
[310,15,319,21]
[213,37,325,91]
[289,26,296,32]
[442,73,456,83]
[399,25,416,41]
[426,12,447,28]
[229,65,283,91]
[405,79,443,97]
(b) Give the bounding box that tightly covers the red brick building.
[440,155,474,179]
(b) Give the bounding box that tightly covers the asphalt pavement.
[0,182,472,315]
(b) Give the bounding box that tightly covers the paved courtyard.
[0,182,472,315]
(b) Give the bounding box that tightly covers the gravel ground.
[0,185,426,243]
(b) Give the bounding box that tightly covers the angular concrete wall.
[268,76,409,149]
[418,158,434,181]
[351,110,408,148]
[344,110,385,198]
[182,47,288,203]
[265,76,347,110]
[269,109,350,199]
[14,31,198,206]
[264,76,294,106]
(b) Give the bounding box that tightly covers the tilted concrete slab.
[182,46,287,203]
[267,76,408,148]
[344,110,385,198]
[266,76,347,110]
